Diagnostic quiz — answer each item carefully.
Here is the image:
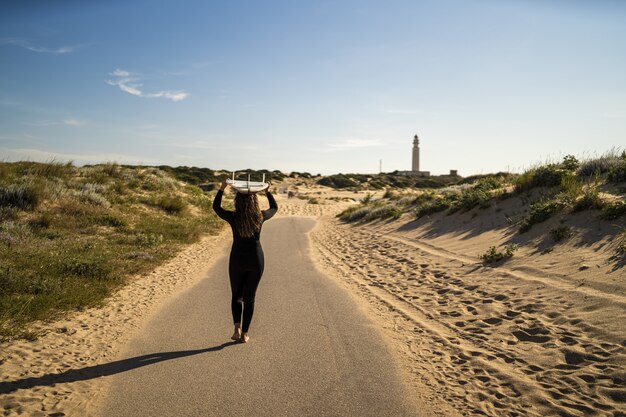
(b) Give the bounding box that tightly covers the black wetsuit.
[212,190,278,332]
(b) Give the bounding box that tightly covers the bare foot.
[240,333,250,343]
[231,324,242,341]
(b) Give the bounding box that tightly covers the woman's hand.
[220,179,228,191]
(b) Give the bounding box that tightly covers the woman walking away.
[213,179,278,343]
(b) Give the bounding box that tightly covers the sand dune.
[309,199,625,417]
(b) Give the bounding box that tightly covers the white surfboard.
[226,173,269,194]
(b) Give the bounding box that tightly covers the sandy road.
[97,216,421,417]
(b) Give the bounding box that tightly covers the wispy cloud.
[327,138,384,151]
[63,118,85,126]
[385,109,419,115]
[0,38,84,55]
[23,118,86,127]
[106,69,188,102]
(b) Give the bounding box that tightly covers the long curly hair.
[234,192,263,238]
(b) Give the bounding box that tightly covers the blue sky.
[1,0,625,175]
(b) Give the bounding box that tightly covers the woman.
[212,179,278,343]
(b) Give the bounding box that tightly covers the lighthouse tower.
[412,134,420,172]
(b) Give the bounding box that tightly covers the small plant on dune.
[600,200,626,220]
[0,182,42,211]
[572,188,603,212]
[558,175,583,203]
[562,155,580,171]
[135,232,164,247]
[59,257,114,280]
[316,174,358,189]
[550,225,573,243]
[101,162,121,177]
[338,206,370,223]
[415,197,451,218]
[79,189,111,209]
[515,163,570,193]
[479,244,518,264]
[22,160,74,179]
[607,159,626,183]
[363,205,402,222]
[454,187,491,211]
[95,213,127,228]
[519,199,567,233]
[514,155,580,192]
[577,149,623,179]
[307,197,319,204]
[153,196,187,214]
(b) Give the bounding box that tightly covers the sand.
[307,192,626,417]
[1,185,624,417]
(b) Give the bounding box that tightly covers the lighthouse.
[412,134,420,172]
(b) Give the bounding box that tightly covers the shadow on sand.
[0,341,239,394]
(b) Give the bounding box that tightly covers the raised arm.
[212,181,233,222]
[262,191,278,221]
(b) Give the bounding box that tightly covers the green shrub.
[519,199,567,232]
[600,201,626,220]
[479,244,518,263]
[364,205,402,222]
[550,226,573,242]
[577,151,622,178]
[607,160,626,183]
[0,183,41,210]
[79,189,111,209]
[24,161,74,179]
[60,257,113,280]
[454,187,491,211]
[154,196,187,214]
[415,198,451,218]
[317,174,358,189]
[562,155,579,171]
[96,213,127,228]
[338,206,370,222]
[135,232,164,247]
[559,175,583,202]
[515,165,569,192]
[573,189,603,212]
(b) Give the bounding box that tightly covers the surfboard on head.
[226,172,269,194]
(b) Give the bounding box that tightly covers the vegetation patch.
[519,199,567,233]
[415,197,451,218]
[0,162,223,341]
[317,174,358,189]
[550,226,573,243]
[338,206,370,223]
[364,205,402,222]
[600,200,626,220]
[479,244,518,264]
[577,150,624,179]
[573,189,603,212]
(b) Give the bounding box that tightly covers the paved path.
[98,217,421,416]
